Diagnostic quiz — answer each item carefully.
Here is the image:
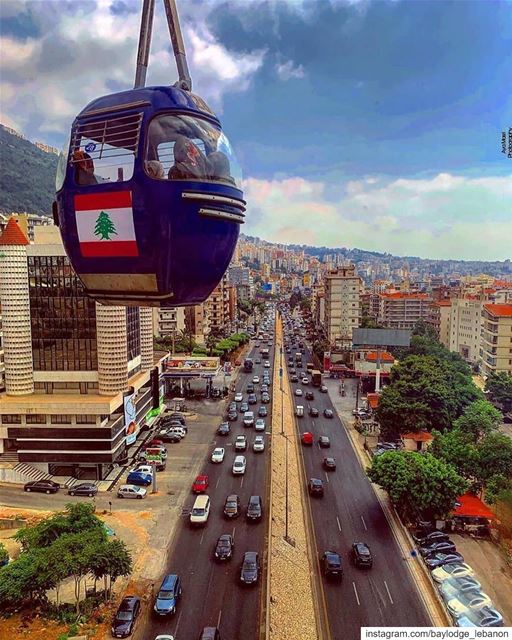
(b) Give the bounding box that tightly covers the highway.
[143,326,275,639]
[283,322,431,639]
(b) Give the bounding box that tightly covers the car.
[190,495,211,527]
[246,495,263,521]
[111,595,141,638]
[447,591,493,619]
[192,475,209,493]
[246,383,255,394]
[261,392,270,403]
[232,455,246,475]
[321,551,343,580]
[132,464,154,477]
[295,388,303,396]
[290,374,299,383]
[456,606,504,628]
[199,627,221,640]
[413,530,450,545]
[153,574,182,616]
[240,401,249,413]
[309,407,319,418]
[164,413,186,425]
[318,436,330,448]
[235,435,247,451]
[305,391,314,401]
[234,392,243,402]
[301,377,309,385]
[24,479,60,494]
[223,494,241,519]
[308,478,324,497]
[255,358,261,364]
[439,577,482,602]
[320,385,328,393]
[217,422,230,436]
[258,406,268,417]
[117,484,147,499]
[324,409,334,419]
[164,426,186,439]
[162,432,182,443]
[228,401,237,411]
[420,540,457,557]
[146,438,165,447]
[248,393,258,405]
[214,534,234,561]
[126,471,152,487]
[160,420,187,432]
[323,457,336,471]
[253,435,265,452]
[240,551,260,585]
[424,552,464,569]
[211,447,225,463]
[67,482,98,497]
[255,418,266,432]
[301,431,313,446]
[243,411,255,427]
[227,410,238,422]
[252,376,260,384]
[431,562,474,583]
[264,361,270,368]
[261,384,269,392]
[351,542,373,568]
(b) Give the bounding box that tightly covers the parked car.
[68,483,98,497]
[323,409,334,419]
[192,475,209,493]
[24,479,60,494]
[111,595,141,638]
[246,495,263,522]
[131,464,154,477]
[420,540,457,557]
[217,423,230,436]
[232,455,247,475]
[318,436,331,448]
[223,494,241,519]
[211,448,225,463]
[323,457,336,471]
[301,432,313,446]
[439,577,482,602]
[431,562,474,583]
[161,432,182,443]
[253,435,265,452]
[321,551,343,580]
[447,591,492,619]
[255,418,266,432]
[456,606,504,628]
[413,530,450,546]
[126,471,152,487]
[240,551,260,585]
[308,478,324,497]
[235,435,247,451]
[234,392,243,402]
[153,574,182,616]
[425,552,464,569]
[117,484,147,499]
[214,534,234,561]
[351,542,373,568]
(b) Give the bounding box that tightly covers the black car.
[240,551,260,585]
[324,409,334,419]
[163,413,186,425]
[323,457,336,471]
[321,551,343,580]
[305,391,314,401]
[240,401,249,413]
[227,410,238,422]
[308,478,324,497]
[161,419,187,432]
[246,383,255,394]
[248,393,258,405]
[309,407,319,418]
[111,595,141,638]
[351,542,373,568]
[419,540,457,557]
[67,482,98,497]
[413,530,449,546]
[223,494,241,519]
[217,422,230,436]
[318,436,330,448]
[424,552,464,569]
[162,432,181,443]
[258,406,268,417]
[24,479,60,494]
[246,495,263,522]
[214,534,234,561]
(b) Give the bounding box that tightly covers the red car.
[301,432,313,446]
[144,439,164,448]
[235,360,241,366]
[192,475,209,494]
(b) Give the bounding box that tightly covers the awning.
[452,493,496,520]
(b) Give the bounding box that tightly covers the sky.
[1,0,511,261]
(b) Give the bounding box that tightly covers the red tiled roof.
[0,218,29,246]
[367,393,380,408]
[452,493,495,520]
[434,300,452,307]
[365,351,395,363]
[402,431,433,442]
[493,280,512,289]
[483,304,512,318]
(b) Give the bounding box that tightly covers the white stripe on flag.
[76,207,136,243]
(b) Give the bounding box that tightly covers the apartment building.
[480,304,512,377]
[0,212,53,242]
[0,309,4,391]
[184,304,209,345]
[0,221,166,480]
[428,300,452,348]
[377,292,432,330]
[449,297,485,364]
[205,274,231,336]
[152,307,185,339]
[324,266,362,347]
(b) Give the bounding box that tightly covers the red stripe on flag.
[80,241,139,258]
[74,191,132,212]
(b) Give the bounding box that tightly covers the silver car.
[253,436,265,452]
[439,577,482,602]
[117,484,147,499]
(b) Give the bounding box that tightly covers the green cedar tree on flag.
[94,211,118,240]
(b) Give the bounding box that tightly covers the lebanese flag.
[74,191,139,258]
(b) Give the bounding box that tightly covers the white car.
[447,591,492,619]
[264,361,270,368]
[132,464,154,476]
[232,455,246,475]
[301,377,309,385]
[253,435,265,452]
[439,577,482,602]
[234,392,243,402]
[255,418,266,432]
[252,376,260,384]
[117,484,147,499]
[431,563,474,583]
[155,635,175,640]
[235,435,247,451]
[295,388,303,396]
[211,447,225,463]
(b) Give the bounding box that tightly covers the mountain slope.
[0,124,58,215]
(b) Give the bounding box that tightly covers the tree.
[367,451,468,522]
[412,320,439,341]
[476,432,512,482]
[94,210,118,240]
[0,542,8,565]
[90,539,132,601]
[484,474,512,505]
[430,429,479,482]
[453,399,502,442]
[485,371,512,413]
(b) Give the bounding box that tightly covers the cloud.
[275,60,305,81]
[243,173,512,261]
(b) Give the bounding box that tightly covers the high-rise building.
[449,297,485,364]
[153,307,185,339]
[377,292,432,330]
[0,221,166,480]
[324,266,362,347]
[205,274,231,336]
[480,304,512,377]
[429,300,452,348]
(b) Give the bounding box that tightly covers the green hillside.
[0,124,58,215]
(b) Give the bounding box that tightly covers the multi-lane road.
[143,336,275,639]
[284,330,431,638]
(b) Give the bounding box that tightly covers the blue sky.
[1,0,511,260]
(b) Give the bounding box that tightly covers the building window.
[26,414,47,424]
[76,415,97,424]
[50,414,72,424]
[1,414,21,424]
[126,307,141,361]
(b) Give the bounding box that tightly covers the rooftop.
[0,218,29,246]
[380,292,430,300]
[483,304,512,318]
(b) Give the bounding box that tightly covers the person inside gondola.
[73,150,98,185]
[145,160,165,179]
[168,135,209,180]
[207,150,234,184]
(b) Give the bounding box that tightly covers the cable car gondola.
[54,0,245,307]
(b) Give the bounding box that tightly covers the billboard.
[352,328,411,348]
[124,389,139,446]
[163,356,220,377]
[261,283,272,292]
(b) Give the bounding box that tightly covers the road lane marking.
[336,516,342,531]
[384,580,394,604]
[353,582,361,605]
[217,609,222,627]
[232,526,236,540]
[240,476,244,488]
[361,515,367,531]
[324,472,330,483]
[200,530,205,545]
[216,477,220,489]
[174,610,183,636]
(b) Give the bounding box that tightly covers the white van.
[190,495,210,526]
[243,411,255,427]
